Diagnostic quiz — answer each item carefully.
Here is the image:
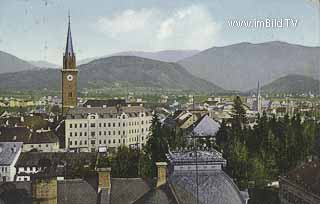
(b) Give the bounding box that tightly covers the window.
[69,124,72,128]
[123,122,125,127]
[80,141,82,145]
[91,140,95,145]
[142,136,144,141]
[75,141,78,145]
[104,123,106,127]
[108,123,111,127]
[104,131,106,136]
[75,124,77,128]
[123,139,125,144]
[80,123,82,128]
[123,130,125,135]
[122,115,125,119]
[118,122,121,127]
[108,140,111,144]
[104,140,106,144]
[84,132,87,136]
[75,132,77,136]
[99,123,102,128]
[142,121,144,125]
[99,140,101,144]
[84,123,87,128]
[70,132,72,137]
[118,139,121,143]
[113,131,115,135]
[68,92,73,97]
[85,140,87,145]
[113,139,116,144]
[118,131,121,135]
[99,131,102,136]
[113,123,115,127]
[91,132,95,136]
[108,131,111,136]
[80,132,82,136]
[90,123,95,128]
[69,141,72,146]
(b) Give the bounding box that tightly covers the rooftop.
[0,142,22,165]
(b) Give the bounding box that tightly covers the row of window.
[68,120,151,129]
[1,167,8,172]
[69,136,144,146]
[69,128,149,137]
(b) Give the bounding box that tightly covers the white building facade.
[65,105,153,152]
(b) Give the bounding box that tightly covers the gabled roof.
[188,114,220,137]
[0,142,22,165]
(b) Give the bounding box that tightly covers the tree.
[145,113,169,176]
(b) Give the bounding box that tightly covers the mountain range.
[261,74,320,94]
[179,41,320,91]
[78,50,200,65]
[0,56,222,92]
[0,41,319,93]
[0,51,36,74]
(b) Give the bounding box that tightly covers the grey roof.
[65,15,74,56]
[133,184,178,204]
[110,178,153,204]
[0,142,22,165]
[58,179,97,204]
[0,179,97,204]
[190,115,220,137]
[66,106,151,119]
[169,171,245,204]
[167,149,226,165]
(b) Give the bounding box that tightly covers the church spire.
[65,11,74,56]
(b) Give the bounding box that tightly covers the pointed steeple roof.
[65,12,74,56]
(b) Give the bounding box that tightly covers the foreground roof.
[0,142,22,165]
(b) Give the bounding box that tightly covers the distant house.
[0,142,23,182]
[187,114,220,138]
[0,127,59,152]
[279,160,320,204]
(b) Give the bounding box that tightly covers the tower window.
[68,92,73,97]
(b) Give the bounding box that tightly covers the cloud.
[96,5,220,50]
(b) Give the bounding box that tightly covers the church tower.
[62,13,78,115]
[256,81,262,114]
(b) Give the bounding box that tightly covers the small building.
[187,114,220,138]
[279,160,320,204]
[0,142,23,182]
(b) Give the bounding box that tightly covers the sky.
[0,0,319,65]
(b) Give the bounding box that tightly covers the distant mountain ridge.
[28,60,59,68]
[0,51,36,74]
[179,41,320,91]
[78,50,200,65]
[261,74,320,94]
[0,56,223,92]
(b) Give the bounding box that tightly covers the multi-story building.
[65,104,152,152]
[0,142,23,182]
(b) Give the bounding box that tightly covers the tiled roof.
[0,142,22,165]
[110,178,153,204]
[0,127,58,144]
[133,184,178,204]
[188,114,220,137]
[169,171,245,204]
[66,106,151,119]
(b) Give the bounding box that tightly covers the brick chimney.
[97,167,111,192]
[32,176,57,204]
[156,162,167,187]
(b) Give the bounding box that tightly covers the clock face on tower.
[67,74,73,81]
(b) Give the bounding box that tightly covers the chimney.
[97,167,111,192]
[32,176,58,204]
[156,162,167,187]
